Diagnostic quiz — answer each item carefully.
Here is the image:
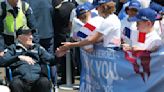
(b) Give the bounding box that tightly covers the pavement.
[57,76,80,92]
[58,89,78,92]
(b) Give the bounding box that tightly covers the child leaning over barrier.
[122,8,163,81]
[72,2,104,52]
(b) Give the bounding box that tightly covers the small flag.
[138,32,146,43]
[71,18,84,39]
[77,22,96,39]
[84,23,96,31]
[77,31,88,38]
[123,27,131,38]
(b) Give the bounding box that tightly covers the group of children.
[121,0,163,52]
[56,0,164,56]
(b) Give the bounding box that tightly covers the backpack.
[0,1,26,34]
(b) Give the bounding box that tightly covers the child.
[71,2,104,52]
[121,0,141,45]
[122,8,162,81]
[123,8,162,52]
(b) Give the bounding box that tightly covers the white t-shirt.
[82,16,104,50]
[70,17,84,40]
[132,30,162,51]
[160,18,164,43]
[154,21,162,35]
[87,15,104,32]
[96,13,121,47]
[138,0,151,8]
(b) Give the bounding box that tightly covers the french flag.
[122,27,132,45]
[123,27,146,43]
[138,32,146,43]
[123,27,131,39]
[72,18,84,39]
[77,23,96,38]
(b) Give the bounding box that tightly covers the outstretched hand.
[122,44,146,51]
[122,44,131,51]
[55,42,73,57]
[55,48,67,57]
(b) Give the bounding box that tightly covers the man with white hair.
[0,28,55,92]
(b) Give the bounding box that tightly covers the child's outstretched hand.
[122,44,131,51]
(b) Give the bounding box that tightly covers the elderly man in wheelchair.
[0,27,55,92]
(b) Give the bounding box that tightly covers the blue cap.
[150,2,164,13]
[97,0,112,4]
[76,2,93,17]
[126,0,141,10]
[93,0,113,7]
[128,8,160,22]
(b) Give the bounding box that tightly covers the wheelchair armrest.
[6,67,12,81]
[46,64,51,80]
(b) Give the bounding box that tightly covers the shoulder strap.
[0,2,6,33]
[0,2,6,20]
[21,1,26,15]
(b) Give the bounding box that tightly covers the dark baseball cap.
[76,2,93,17]
[16,28,36,36]
[125,0,141,11]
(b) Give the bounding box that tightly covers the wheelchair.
[5,63,55,92]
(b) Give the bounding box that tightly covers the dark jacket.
[0,42,55,81]
[53,1,75,49]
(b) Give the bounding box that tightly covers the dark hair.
[77,11,90,23]
[125,7,138,14]
[101,1,116,16]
